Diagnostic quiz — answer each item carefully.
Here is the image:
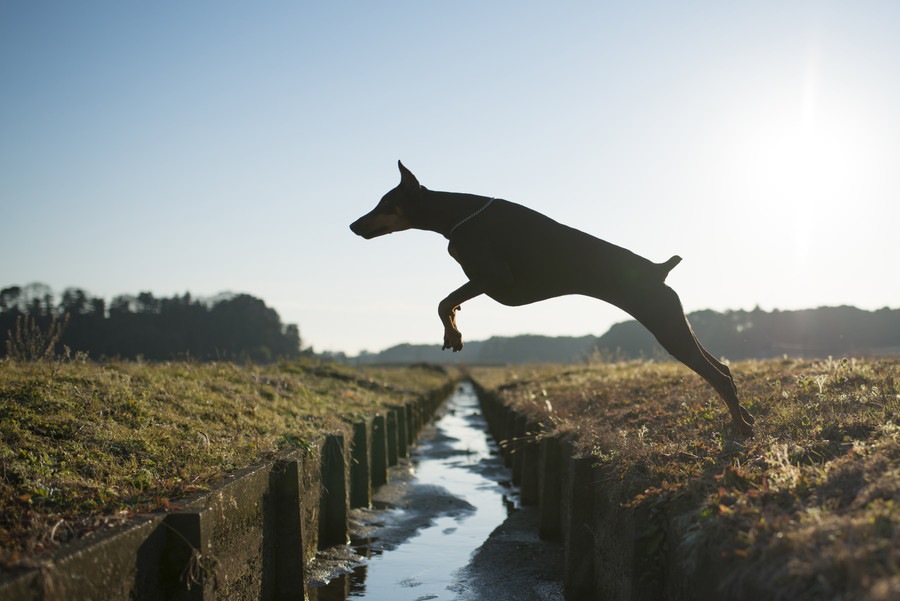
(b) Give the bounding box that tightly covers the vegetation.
[0,356,453,569]
[597,305,900,361]
[349,306,900,365]
[1,283,302,362]
[5,314,69,362]
[472,357,899,599]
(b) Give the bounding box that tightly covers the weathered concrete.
[502,410,516,468]
[520,422,541,506]
[393,403,409,458]
[0,514,167,601]
[386,409,399,466]
[161,456,309,600]
[161,511,211,601]
[318,433,349,549]
[511,414,527,486]
[563,454,595,601]
[371,414,388,488]
[538,436,563,541]
[0,453,318,601]
[349,419,372,509]
[271,458,307,601]
[404,403,415,447]
[297,444,323,565]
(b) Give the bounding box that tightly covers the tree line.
[348,305,900,365]
[0,283,302,362]
[595,305,900,360]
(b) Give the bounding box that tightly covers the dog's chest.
[446,241,479,269]
[447,242,461,263]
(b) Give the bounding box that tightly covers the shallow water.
[310,381,515,600]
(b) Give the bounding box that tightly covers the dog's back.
[448,197,669,306]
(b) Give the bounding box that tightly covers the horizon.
[3,3,899,356]
[1,282,894,358]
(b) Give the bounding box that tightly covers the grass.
[0,356,454,569]
[472,357,899,599]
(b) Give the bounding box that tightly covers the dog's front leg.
[438,281,484,352]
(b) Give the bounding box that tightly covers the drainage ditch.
[308,381,562,600]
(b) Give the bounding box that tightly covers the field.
[3,355,898,598]
[472,357,899,599]
[0,357,453,569]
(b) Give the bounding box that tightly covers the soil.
[455,506,565,601]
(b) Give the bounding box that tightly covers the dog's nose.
[350,218,372,238]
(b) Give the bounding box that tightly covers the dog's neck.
[415,188,493,239]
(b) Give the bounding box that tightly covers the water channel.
[307,381,562,601]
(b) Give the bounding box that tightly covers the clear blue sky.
[2,2,898,355]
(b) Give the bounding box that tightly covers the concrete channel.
[306,381,564,601]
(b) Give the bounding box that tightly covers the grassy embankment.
[472,357,899,599]
[0,357,454,569]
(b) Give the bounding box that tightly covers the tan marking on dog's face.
[350,192,412,239]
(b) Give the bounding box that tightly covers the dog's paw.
[442,329,463,352]
[442,340,464,352]
[733,417,755,438]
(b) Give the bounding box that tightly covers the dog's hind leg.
[626,285,754,436]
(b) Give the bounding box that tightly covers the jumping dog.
[350,162,754,436]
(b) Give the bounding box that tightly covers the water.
[311,381,516,600]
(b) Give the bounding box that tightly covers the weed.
[5,314,69,362]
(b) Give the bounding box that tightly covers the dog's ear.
[398,160,420,191]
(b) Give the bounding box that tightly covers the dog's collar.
[448,198,496,238]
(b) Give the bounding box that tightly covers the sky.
[2,2,899,356]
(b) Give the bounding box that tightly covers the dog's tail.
[656,255,682,281]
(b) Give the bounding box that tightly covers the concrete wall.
[0,383,452,601]
[473,380,726,601]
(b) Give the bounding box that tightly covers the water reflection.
[309,382,515,600]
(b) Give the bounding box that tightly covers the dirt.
[454,506,565,601]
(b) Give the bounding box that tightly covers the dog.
[350,162,754,436]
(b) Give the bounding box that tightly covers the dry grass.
[0,357,453,568]
[472,357,899,600]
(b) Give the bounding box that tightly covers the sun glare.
[728,48,884,271]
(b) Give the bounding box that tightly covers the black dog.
[351,162,754,436]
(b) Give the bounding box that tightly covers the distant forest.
[4,283,897,366]
[0,283,302,362]
[598,305,900,360]
[348,306,900,365]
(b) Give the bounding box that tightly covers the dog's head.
[350,161,422,239]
